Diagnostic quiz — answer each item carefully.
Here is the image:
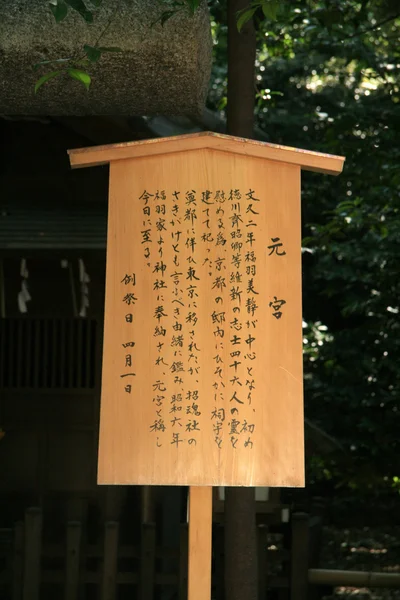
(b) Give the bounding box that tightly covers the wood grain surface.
[97,147,305,487]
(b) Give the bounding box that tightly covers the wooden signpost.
[69,132,344,599]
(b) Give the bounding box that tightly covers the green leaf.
[68,68,91,90]
[50,0,68,22]
[34,70,62,93]
[89,0,102,6]
[237,7,257,32]
[186,0,200,14]
[65,0,93,22]
[261,0,279,20]
[84,44,102,62]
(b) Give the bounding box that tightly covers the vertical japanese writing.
[208,188,227,450]
[120,186,281,454]
[139,190,169,447]
[120,272,137,394]
[169,190,185,447]
[267,236,287,319]
[184,190,201,447]
[140,190,153,265]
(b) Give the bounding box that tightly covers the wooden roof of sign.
[68,131,345,175]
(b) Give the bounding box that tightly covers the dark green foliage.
[65,0,94,22]
[35,1,122,91]
[36,0,198,91]
[49,1,68,23]
[208,0,400,495]
[48,0,95,23]
[236,0,280,31]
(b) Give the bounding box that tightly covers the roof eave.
[68,131,345,176]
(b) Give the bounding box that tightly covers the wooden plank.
[258,525,268,600]
[43,318,48,387]
[139,523,156,600]
[16,317,23,387]
[23,508,42,600]
[68,317,74,388]
[188,486,212,600]
[12,521,24,600]
[85,319,92,388]
[0,313,5,386]
[64,521,81,600]
[101,521,119,600]
[68,132,345,176]
[51,319,58,388]
[308,569,400,588]
[141,487,154,524]
[179,524,188,600]
[60,319,66,388]
[8,318,14,387]
[308,514,324,600]
[33,320,40,388]
[98,150,304,487]
[213,524,224,600]
[77,319,83,388]
[290,513,309,600]
[26,319,32,387]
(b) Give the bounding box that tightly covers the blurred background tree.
[208,0,400,504]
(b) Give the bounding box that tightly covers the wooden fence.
[0,508,317,600]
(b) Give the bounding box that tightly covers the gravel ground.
[319,526,400,600]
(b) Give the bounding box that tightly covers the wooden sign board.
[69,132,344,488]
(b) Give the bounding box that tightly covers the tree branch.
[339,12,400,43]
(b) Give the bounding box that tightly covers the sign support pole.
[188,486,213,600]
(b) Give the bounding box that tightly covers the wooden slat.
[266,549,290,563]
[77,319,83,388]
[258,525,268,600]
[267,576,289,589]
[85,319,92,388]
[101,521,119,600]
[139,523,156,600]
[12,521,24,600]
[64,521,81,600]
[8,319,14,388]
[68,132,345,176]
[179,523,188,600]
[33,320,40,388]
[0,319,5,387]
[16,319,23,388]
[23,508,42,600]
[141,487,154,524]
[26,319,32,388]
[68,318,74,388]
[43,318,48,387]
[0,317,98,391]
[41,570,288,589]
[60,319,66,388]
[188,487,212,600]
[213,525,224,600]
[155,573,177,585]
[290,513,309,600]
[308,569,400,588]
[51,319,58,389]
